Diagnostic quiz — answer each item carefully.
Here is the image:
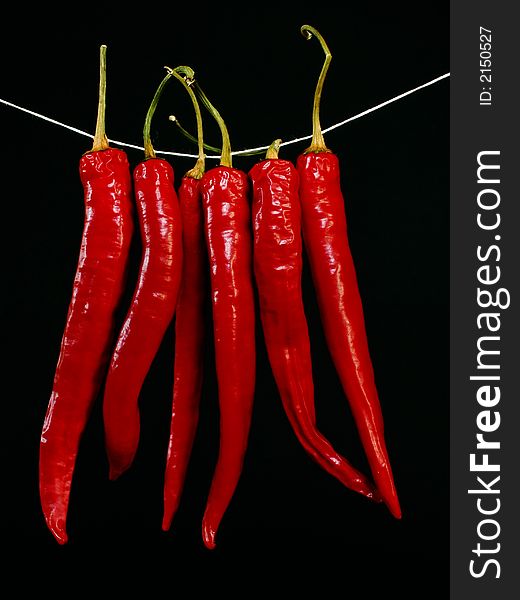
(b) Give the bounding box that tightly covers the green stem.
[143,68,176,159]
[91,45,109,151]
[193,81,232,167]
[168,115,221,154]
[301,25,332,153]
[165,67,206,179]
[265,139,282,159]
[168,115,267,157]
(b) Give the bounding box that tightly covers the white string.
[0,72,449,159]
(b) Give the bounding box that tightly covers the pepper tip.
[108,465,125,481]
[56,533,68,545]
[46,514,69,545]
[388,502,402,520]
[161,514,172,532]
[202,520,217,550]
[381,491,402,519]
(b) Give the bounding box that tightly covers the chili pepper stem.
[185,155,206,180]
[301,25,332,154]
[193,81,232,168]
[168,113,266,158]
[169,115,222,155]
[265,139,282,159]
[167,68,206,179]
[91,45,110,152]
[143,68,178,160]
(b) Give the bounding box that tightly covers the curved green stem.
[143,68,177,159]
[193,81,232,167]
[173,65,195,81]
[301,25,332,153]
[265,139,282,159]
[91,45,109,151]
[169,115,221,154]
[166,67,206,179]
[168,116,267,157]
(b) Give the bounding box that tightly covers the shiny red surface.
[200,166,256,549]
[39,148,134,544]
[250,158,378,500]
[163,175,206,531]
[297,151,401,518]
[103,158,182,479]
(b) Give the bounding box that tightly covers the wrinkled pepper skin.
[297,152,401,519]
[39,148,134,544]
[103,158,182,480]
[163,176,206,531]
[250,158,378,500]
[200,167,256,549]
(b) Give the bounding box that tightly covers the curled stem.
[301,25,332,153]
[169,115,221,154]
[265,139,282,159]
[166,67,206,179]
[91,45,109,152]
[192,80,232,167]
[168,116,266,157]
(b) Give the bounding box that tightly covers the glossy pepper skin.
[297,151,401,519]
[162,175,206,530]
[200,166,256,550]
[250,158,378,500]
[103,158,182,479]
[40,148,133,544]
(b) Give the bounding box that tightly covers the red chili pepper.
[163,73,206,531]
[250,140,379,500]
[39,46,134,544]
[195,81,256,549]
[297,26,401,518]
[103,69,182,479]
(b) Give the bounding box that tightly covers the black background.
[1,3,448,595]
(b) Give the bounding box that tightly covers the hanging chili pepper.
[39,46,134,544]
[163,71,207,531]
[297,25,401,518]
[250,140,379,500]
[103,68,182,479]
[189,76,256,549]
